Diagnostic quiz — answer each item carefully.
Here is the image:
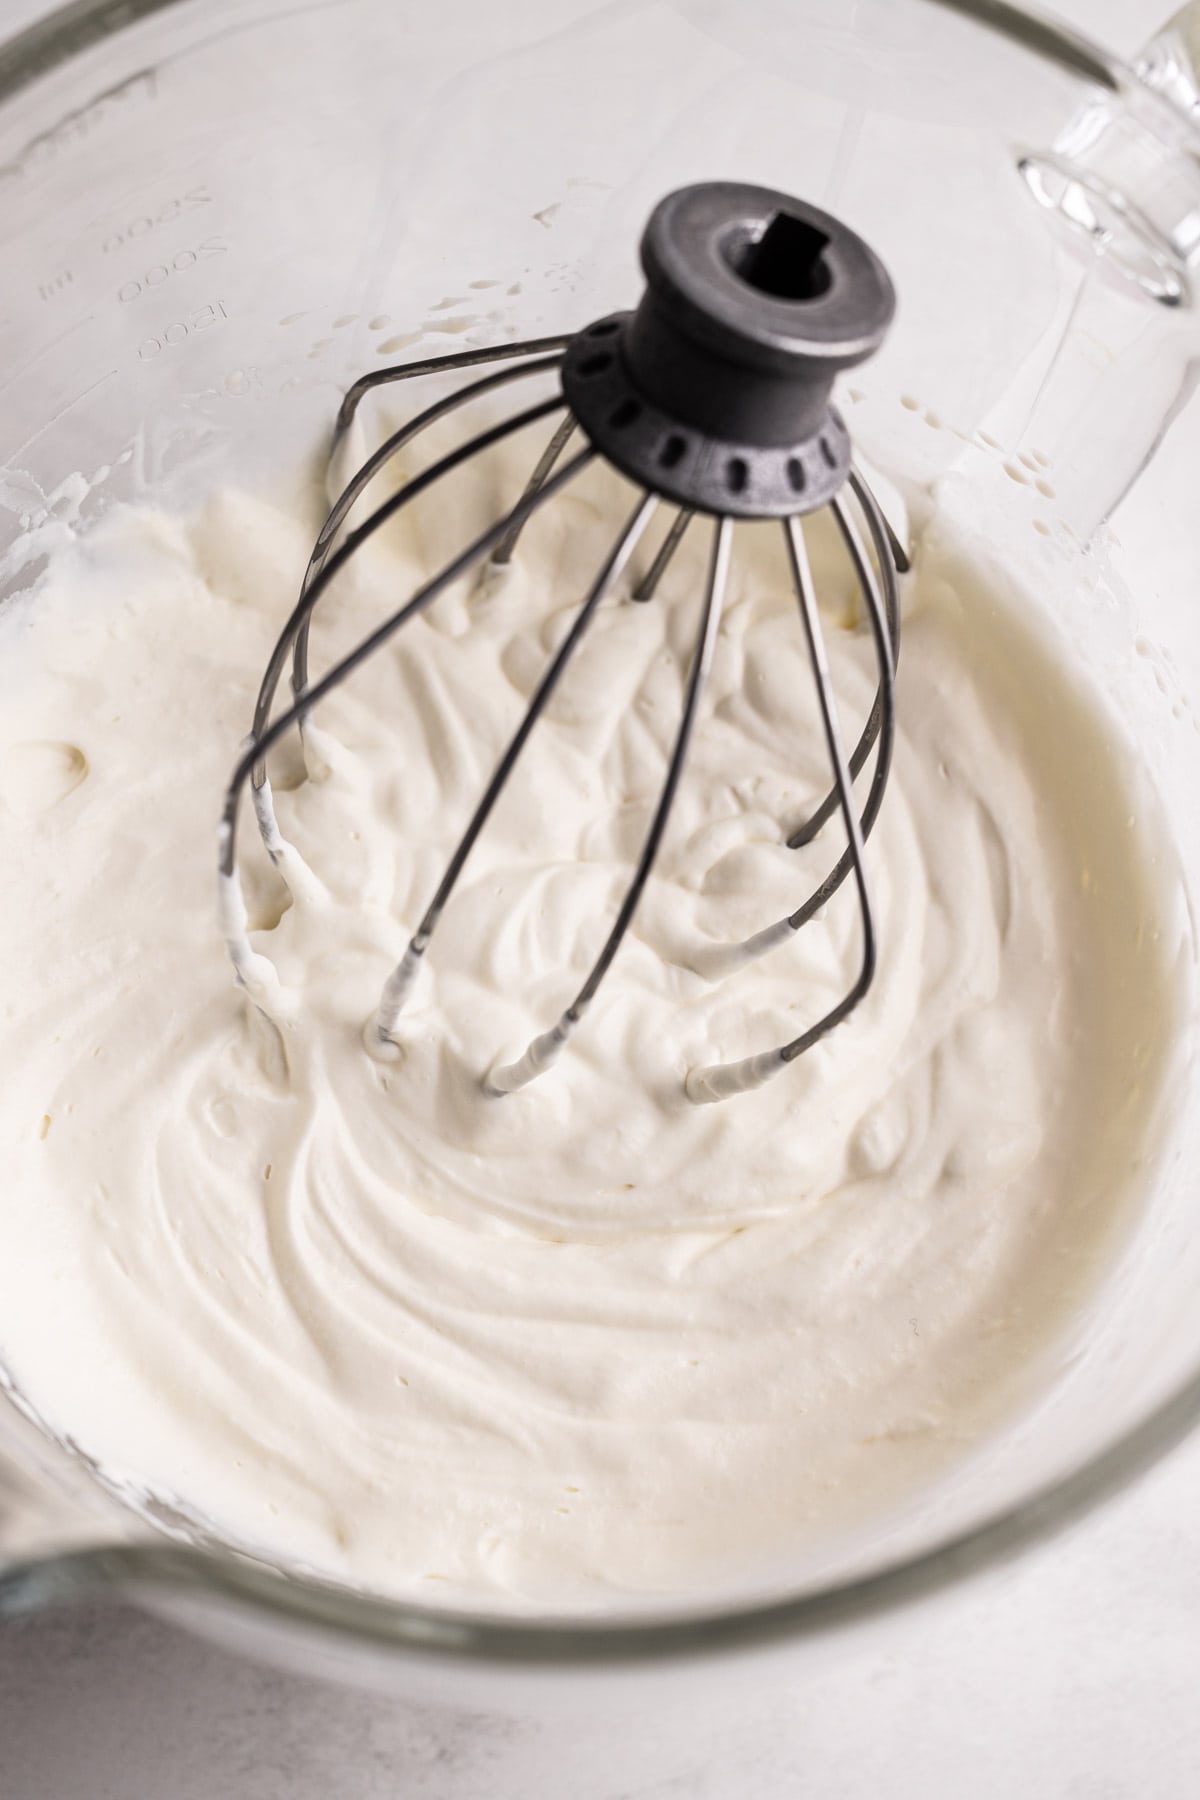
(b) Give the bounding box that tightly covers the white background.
[3,1,1199,1795]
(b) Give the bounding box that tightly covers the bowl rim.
[1,0,1199,1668]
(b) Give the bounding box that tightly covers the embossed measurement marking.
[101,186,214,255]
[117,236,228,303]
[137,300,230,359]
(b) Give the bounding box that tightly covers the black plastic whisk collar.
[563,181,895,519]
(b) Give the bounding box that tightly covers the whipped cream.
[0,444,1186,1608]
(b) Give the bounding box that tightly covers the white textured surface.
[4,1432,1200,1799]
[2,0,1199,1795]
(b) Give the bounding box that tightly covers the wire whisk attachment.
[218,182,906,1103]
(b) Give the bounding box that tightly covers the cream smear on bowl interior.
[0,439,1188,1610]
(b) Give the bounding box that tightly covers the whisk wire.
[781,512,880,1053]
[783,488,897,930]
[222,425,592,875]
[633,507,696,603]
[333,333,574,443]
[293,356,567,711]
[370,491,659,1053]
[487,514,733,1096]
[685,513,885,1103]
[786,468,902,849]
[680,486,896,990]
[491,414,580,568]
[248,393,568,796]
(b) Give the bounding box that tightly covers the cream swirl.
[0,460,1185,1606]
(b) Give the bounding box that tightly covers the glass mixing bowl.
[1,0,1200,1691]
